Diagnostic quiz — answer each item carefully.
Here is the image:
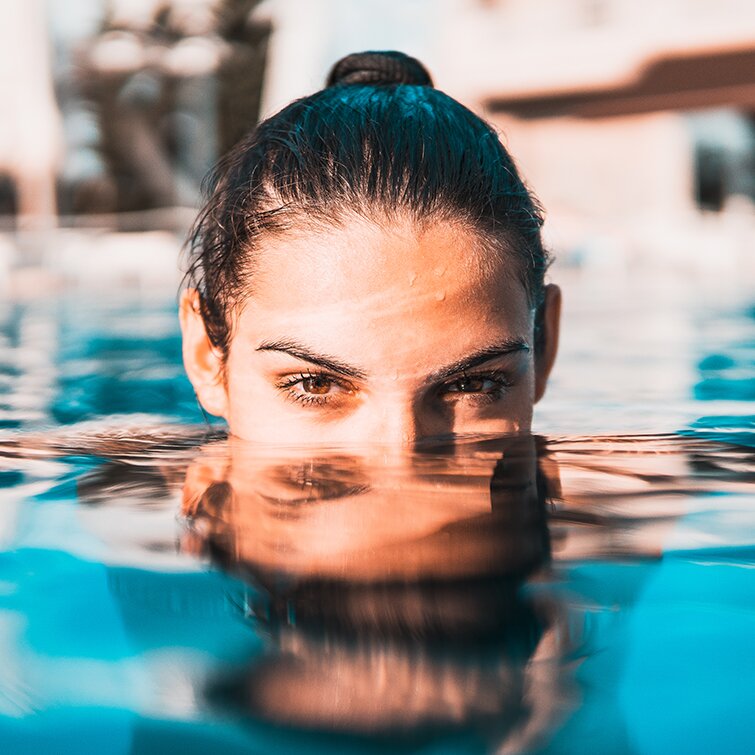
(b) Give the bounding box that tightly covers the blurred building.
[0,0,62,227]
[0,0,269,229]
[261,0,755,275]
[1,0,753,278]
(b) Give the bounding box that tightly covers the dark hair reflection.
[182,435,577,752]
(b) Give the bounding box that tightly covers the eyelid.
[276,368,512,391]
[437,370,514,401]
[276,370,355,390]
[427,349,529,386]
[274,370,357,408]
[441,368,513,386]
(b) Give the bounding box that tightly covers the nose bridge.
[379,399,421,446]
[368,386,431,448]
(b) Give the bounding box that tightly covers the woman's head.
[181,51,560,444]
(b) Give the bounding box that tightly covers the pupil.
[459,377,483,392]
[304,376,330,395]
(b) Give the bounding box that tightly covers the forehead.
[237,214,531,355]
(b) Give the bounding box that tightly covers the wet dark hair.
[186,50,550,355]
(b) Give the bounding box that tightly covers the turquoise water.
[0,285,753,754]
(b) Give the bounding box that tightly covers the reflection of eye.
[267,460,371,505]
[441,372,512,403]
[276,372,354,407]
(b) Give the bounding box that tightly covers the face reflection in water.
[181,216,561,444]
[179,212,565,746]
[181,434,575,751]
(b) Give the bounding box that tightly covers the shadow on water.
[0,429,753,753]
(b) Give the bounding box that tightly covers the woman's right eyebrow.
[256,339,368,380]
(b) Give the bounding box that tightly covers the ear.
[181,452,229,518]
[180,452,230,556]
[179,289,229,419]
[534,284,561,403]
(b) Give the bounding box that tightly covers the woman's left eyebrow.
[427,340,530,383]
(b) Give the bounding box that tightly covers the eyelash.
[275,370,513,407]
[275,371,354,407]
[440,369,514,405]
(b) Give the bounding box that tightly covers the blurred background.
[0,0,753,433]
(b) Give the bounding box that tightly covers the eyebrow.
[256,339,369,380]
[256,338,529,383]
[427,340,530,383]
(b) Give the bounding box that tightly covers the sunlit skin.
[181,213,561,445]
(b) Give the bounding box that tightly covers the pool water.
[0,271,753,754]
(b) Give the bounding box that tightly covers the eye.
[444,376,497,394]
[440,372,512,403]
[301,375,333,395]
[276,372,354,407]
[268,462,371,504]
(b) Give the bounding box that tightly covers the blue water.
[0,283,753,754]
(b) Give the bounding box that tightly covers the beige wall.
[0,0,61,226]
[492,111,694,228]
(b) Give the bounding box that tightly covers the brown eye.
[277,372,356,407]
[302,375,333,395]
[447,376,492,393]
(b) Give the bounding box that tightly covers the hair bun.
[326,51,433,88]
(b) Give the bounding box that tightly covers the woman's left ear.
[534,284,561,403]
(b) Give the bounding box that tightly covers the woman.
[181,50,561,444]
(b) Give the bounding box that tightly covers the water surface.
[0,278,753,753]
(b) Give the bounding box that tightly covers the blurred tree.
[74,0,269,216]
[215,0,270,155]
